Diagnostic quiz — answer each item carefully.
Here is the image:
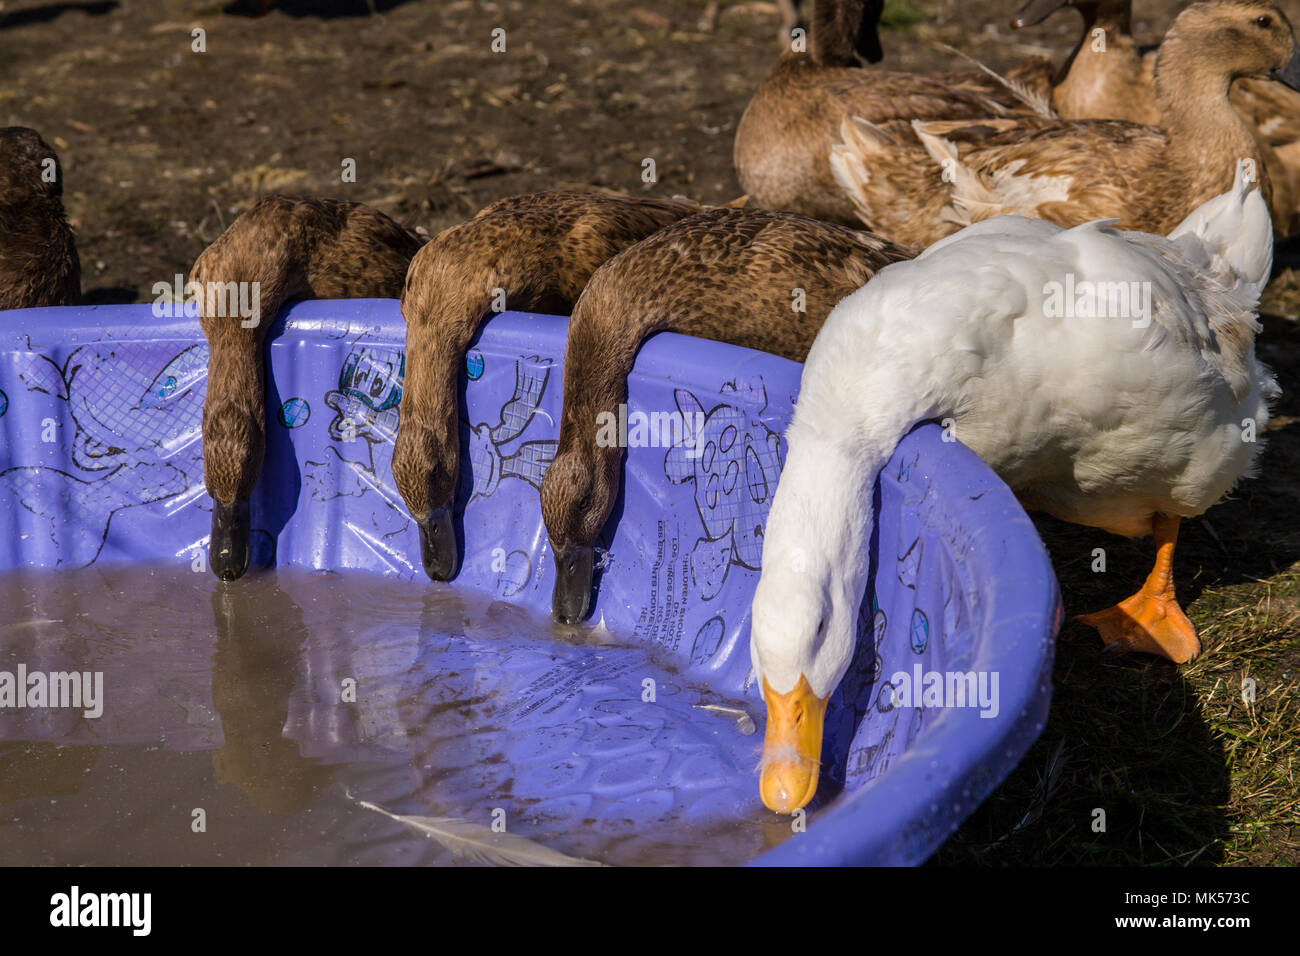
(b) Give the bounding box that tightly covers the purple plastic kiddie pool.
[0,299,1060,866]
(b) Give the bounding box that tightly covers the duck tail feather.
[910,121,997,227]
[933,42,1056,119]
[830,116,893,227]
[1168,158,1273,300]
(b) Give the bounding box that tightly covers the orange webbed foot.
[1077,513,1201,664]
[1077,592,1200,663]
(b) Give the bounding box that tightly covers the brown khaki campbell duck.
[193,195,424,580]
[734,0,1062,225]
[1012,0,1300,231]
[539,206,913,625]
[0,127,80,310]
[392,191,706,582]
[830,0,1300,247]
[1012,0,1158,123]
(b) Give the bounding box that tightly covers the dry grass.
[937,306,1300,866]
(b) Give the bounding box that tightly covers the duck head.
[748,442,868,814]
[811,0,885,66]
[1161,0,1300,93]
[391,414,461,582]
[539,445,618,625]
[1009,0,1127,31]
[0,127,63,204]
[203,401,260,581]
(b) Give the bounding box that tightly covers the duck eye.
[1256,14,1272,28]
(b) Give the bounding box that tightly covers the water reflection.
[0,566,777,865]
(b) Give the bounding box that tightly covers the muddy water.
[0,565,793,866]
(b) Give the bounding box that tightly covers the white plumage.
[749,169,1276,812]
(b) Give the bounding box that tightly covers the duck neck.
[1154,38,1263,211]
[764,420,877,608]
[397,321,471,513]
[553,329,650,547]
[1052,3,1141,107]
[811,0,875,67]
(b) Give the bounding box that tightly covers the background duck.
[192,195,424,581]
[538,206,912,625]
[391,190,706,583]
[1013,0,1300,231]
[1013,0,1158,123]
[750,164,1275,814]
[734,0,1058,225]
[830,0,1300,247]
[0,127,80,310]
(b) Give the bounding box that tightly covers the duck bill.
[210,498,251,581]
[759,675,829,814]
[857,20,883,65]
[550,543,594,625]
[417,505,459,581]
[1009,0,1070,29]
[1272,47,1300,93]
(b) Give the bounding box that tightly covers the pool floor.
[0,565,794,865]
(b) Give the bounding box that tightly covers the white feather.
[932,42,1057,119]
[750,182,1277,698]
[1166,157,1274,301]
[357,800,607,867]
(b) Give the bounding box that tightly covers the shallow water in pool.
[0,565,793,866]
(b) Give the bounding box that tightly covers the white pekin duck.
[749,161,1276,814]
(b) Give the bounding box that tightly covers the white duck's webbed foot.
[1077,514,1201,664]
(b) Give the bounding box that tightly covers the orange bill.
[760,674,829,814]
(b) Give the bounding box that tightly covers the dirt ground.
[2,0,1297,864]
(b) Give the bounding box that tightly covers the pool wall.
[0,299,1061,864]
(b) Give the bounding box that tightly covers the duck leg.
[1077,513,1201,663]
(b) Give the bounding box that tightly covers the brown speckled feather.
[392,190,706,521]
[0,128,80,310]
[539,206,913,550]
[1235,76,1300,146]
[192,195,424,504]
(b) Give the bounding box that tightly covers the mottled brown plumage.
[538,206,913,623]
[832,0,1300,247]
[392,190,706,581]
[734,0,1057,225]
[192,194,424,579]
[0,127,80,310]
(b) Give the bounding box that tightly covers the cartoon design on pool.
[688,615,727,667]
[303,345,411,546]
[0,344,206,567]
[459,354,557,503]
[663,380,782,600]
[897,535,922,591]
[278,397,311,429]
